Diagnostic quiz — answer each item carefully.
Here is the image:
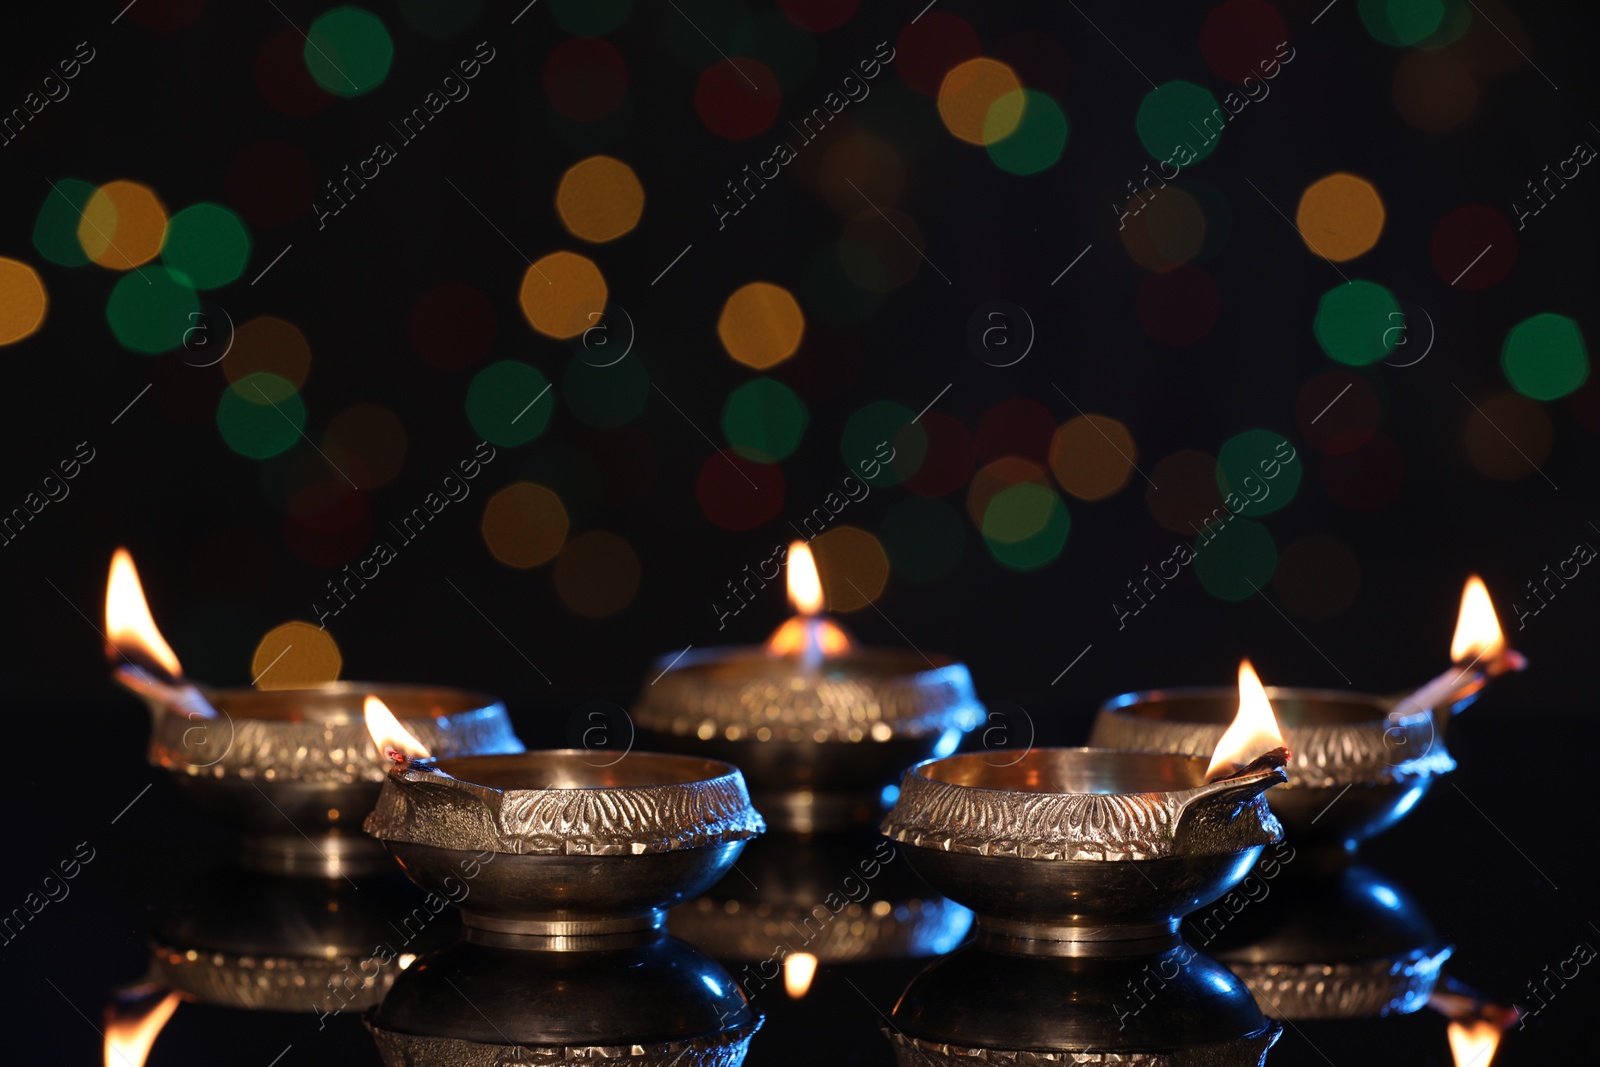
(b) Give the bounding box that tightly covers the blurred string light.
[818,133,905,216]
[695,58,781,139]
[1464,393,1553,480]
[80,180,167,269]
[1359,0,1461,47]
[842,401,925,485]
[967,457,1049,528]
[554,530,641,617]
[227,316,312,388]
[984,482,1070,571]
[556,156,644,242]
[937,58,1022,145]
[1394,48,1478,131]
[895,12,980,97]
[718,282,805,368]
[217,372,305,459]
[722,378,809,462]
[1216,429,1299,515]
[802,243,879,326]
[251,620,342,688]
[33,179,97,266]
[482,482,569,567]
[163,203,252,288]
[1049,415,1137,501]
[304,7,393,96]
[1193,518,1276,600]
[325,403,407,488]
[881,496,965,581]
[467,361,552,446]
[107,268,198,354]
[1120,185,1206,271]
[564,350,650,428]
[811,525,888,609]
[904,412,974,497]
[780,0,858,33]
[1431,205,1516,289]
[1200,0,1288,83]
[840,207,926,291]
[730,10,818,92]
[0,258,47,345]
[520,251,607,339]
[258,29,335,116]
[1136,81,1224,163]
[1295,173,1385,262]
[1501,313,1588,400]
[411,282,497,369]
[976,399,1054,465]
[985,90,1068,175]
[1146,450,1223,534]
[1313,280,1401,365]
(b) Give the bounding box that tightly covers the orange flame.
[1204,660,1287,780]
[364,695,430,763]
[104,991,180,1067]
[784,952,818,999]
[766,541,854,658]
[1451,576,1505,665]
[1448,1019,1501,1067]
[105,548,182,678]
[787,541,824,616]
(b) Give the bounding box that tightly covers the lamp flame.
[1204,660,1287,781]
[787,541,824,616]
[766,541,855,660]
[1448,1019,1501,1067]
[105,548,182,679]
[104,991,180,1067]
[784,952,818,999]
[364,696,430,763]
[1451,576,1505,665]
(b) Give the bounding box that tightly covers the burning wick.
[1394,576,1527,721]
[363,695,431,766]
[765,541,855,670]
[1204,659,1291,783]
[784,952,819,999]
[104,548,219,720]
[1447,1019,1502,1067]
[104,987,181,1067]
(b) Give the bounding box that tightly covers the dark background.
[1,0,1595,1062]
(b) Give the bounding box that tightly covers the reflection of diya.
[633,543,984,832]
[1092,577,1525,850]
[104,550,523,876]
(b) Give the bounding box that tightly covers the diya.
[363,699,765,937]
[882,661,1290,949]
[633,541,984,832]
[1091,576,1525,850]
[104,550,523,876]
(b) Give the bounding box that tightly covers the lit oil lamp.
[881,663,1290,949]
[1092,577,1524,853]
[104,548,523,876]
[1448,1019,1502,1067]
[633,541,984,832]
[362,697,765,937]
[103,988,180,1067]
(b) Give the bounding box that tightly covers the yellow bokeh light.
[519,251,608,339]
[78,180,168,270]
[554,530,641,618]
[1295,173,1385,263]
[556,155,645,243]
[481,482,569,568]
[811,525,889,612]
[937,58,1023,146]
[0,258,48,345]
[251,621,343,690]
[225,315,312,388]
[1050,415,1138,501]
[717,281,805,369]
[1120,186,1207,273]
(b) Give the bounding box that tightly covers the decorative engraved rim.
[367,1018,762,1065]
[882,1027,1281,1065]
[365,751,767,856]
[881,750,1284,862]
[149,941,399,1012]
[147,682,523,783]
[1228,946,1453,1020]
[1091,687,1456,788]
[632,648,984,744]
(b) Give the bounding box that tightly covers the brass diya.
[363,731,766,937]
[881,748,1287,948]
[633,543,984,832]
[368,928,761,1066]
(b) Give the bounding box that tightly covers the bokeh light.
[304,7,393,97]
[1313,280,1400,365]
[818,133,905,216]
[1501,313,1588,400]
[937,58,1023,145]
[1455,0,1528,74]
[781,0,858,32]
[1360,0,1447,46]
[1201,0,1289,83]
[1193,518,1276,601]
[1394,49,1477,132]
[1296,370,1380,455]
[729,11,818,93]
[1216,429,1299,515]
[0,259,48,346]
[695,58,781,139]
[1120,185,1207,272]
[226,316,312,388]
[1146,450,1224,534]
[843,401,923,486]
[251,621,342,688]
[520,252,607,340]
[398,0,486,37]
[1464,392,1553,480]
[984,484,1070,571]
[550,0,633,35]
[840,208,927,292]
[718,282,805,369]
[811,525,889,610]
[1136,81,1224,163]
[896,12,980,97]
[976,399,1054,465]
[1050,415,1137,501]
[1136,265,1220,346]
[217,372,305,459]
[481,482,569,567]
[257,29,334,116]
[880,496,965,581]
[106,267,198,354]
[966,457,1051,528]
[543,38,629,121]
[466,361,552,446]
[556,156,644,243]
[904,412,975,497]
[126,0,206,31]
[554,531,641,617]
[325,403,407,489]
[34,180,97,267]
[697,450,784,530]
[79,180,168,270]
[1321,432,1404,510]
[411,282,497,369]
[986,90,1068,174]
[162,203,251,289]
[1275,533,1360,621]
[1295,173,1384,262]
[563,351,650,428]
[1431,205,1516,291]
[722,378,809,462]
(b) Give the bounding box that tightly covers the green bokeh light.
[982,482,1057,542]
[218,372,305,459]
[467,361,552,446]
[397,0,484,37]
[984,488,1070,571]
[550,0,634,36]
[1193,518,1277,601]
[1136,81,1224,164]
[1359,0,1446,46]
[722,378,809,462]
[305,7,394,97]
[1313,280,1401,366]
[842,401,926,486]
[1501,313,1589,400]
[1216,429,1300,516]
[802,243,879,326]
[106,267,199,354]
[162,203,251,289]
[34,180,97,267]
[986,90,1069,176]
[881,496,965,581]
[563,351,649,428]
